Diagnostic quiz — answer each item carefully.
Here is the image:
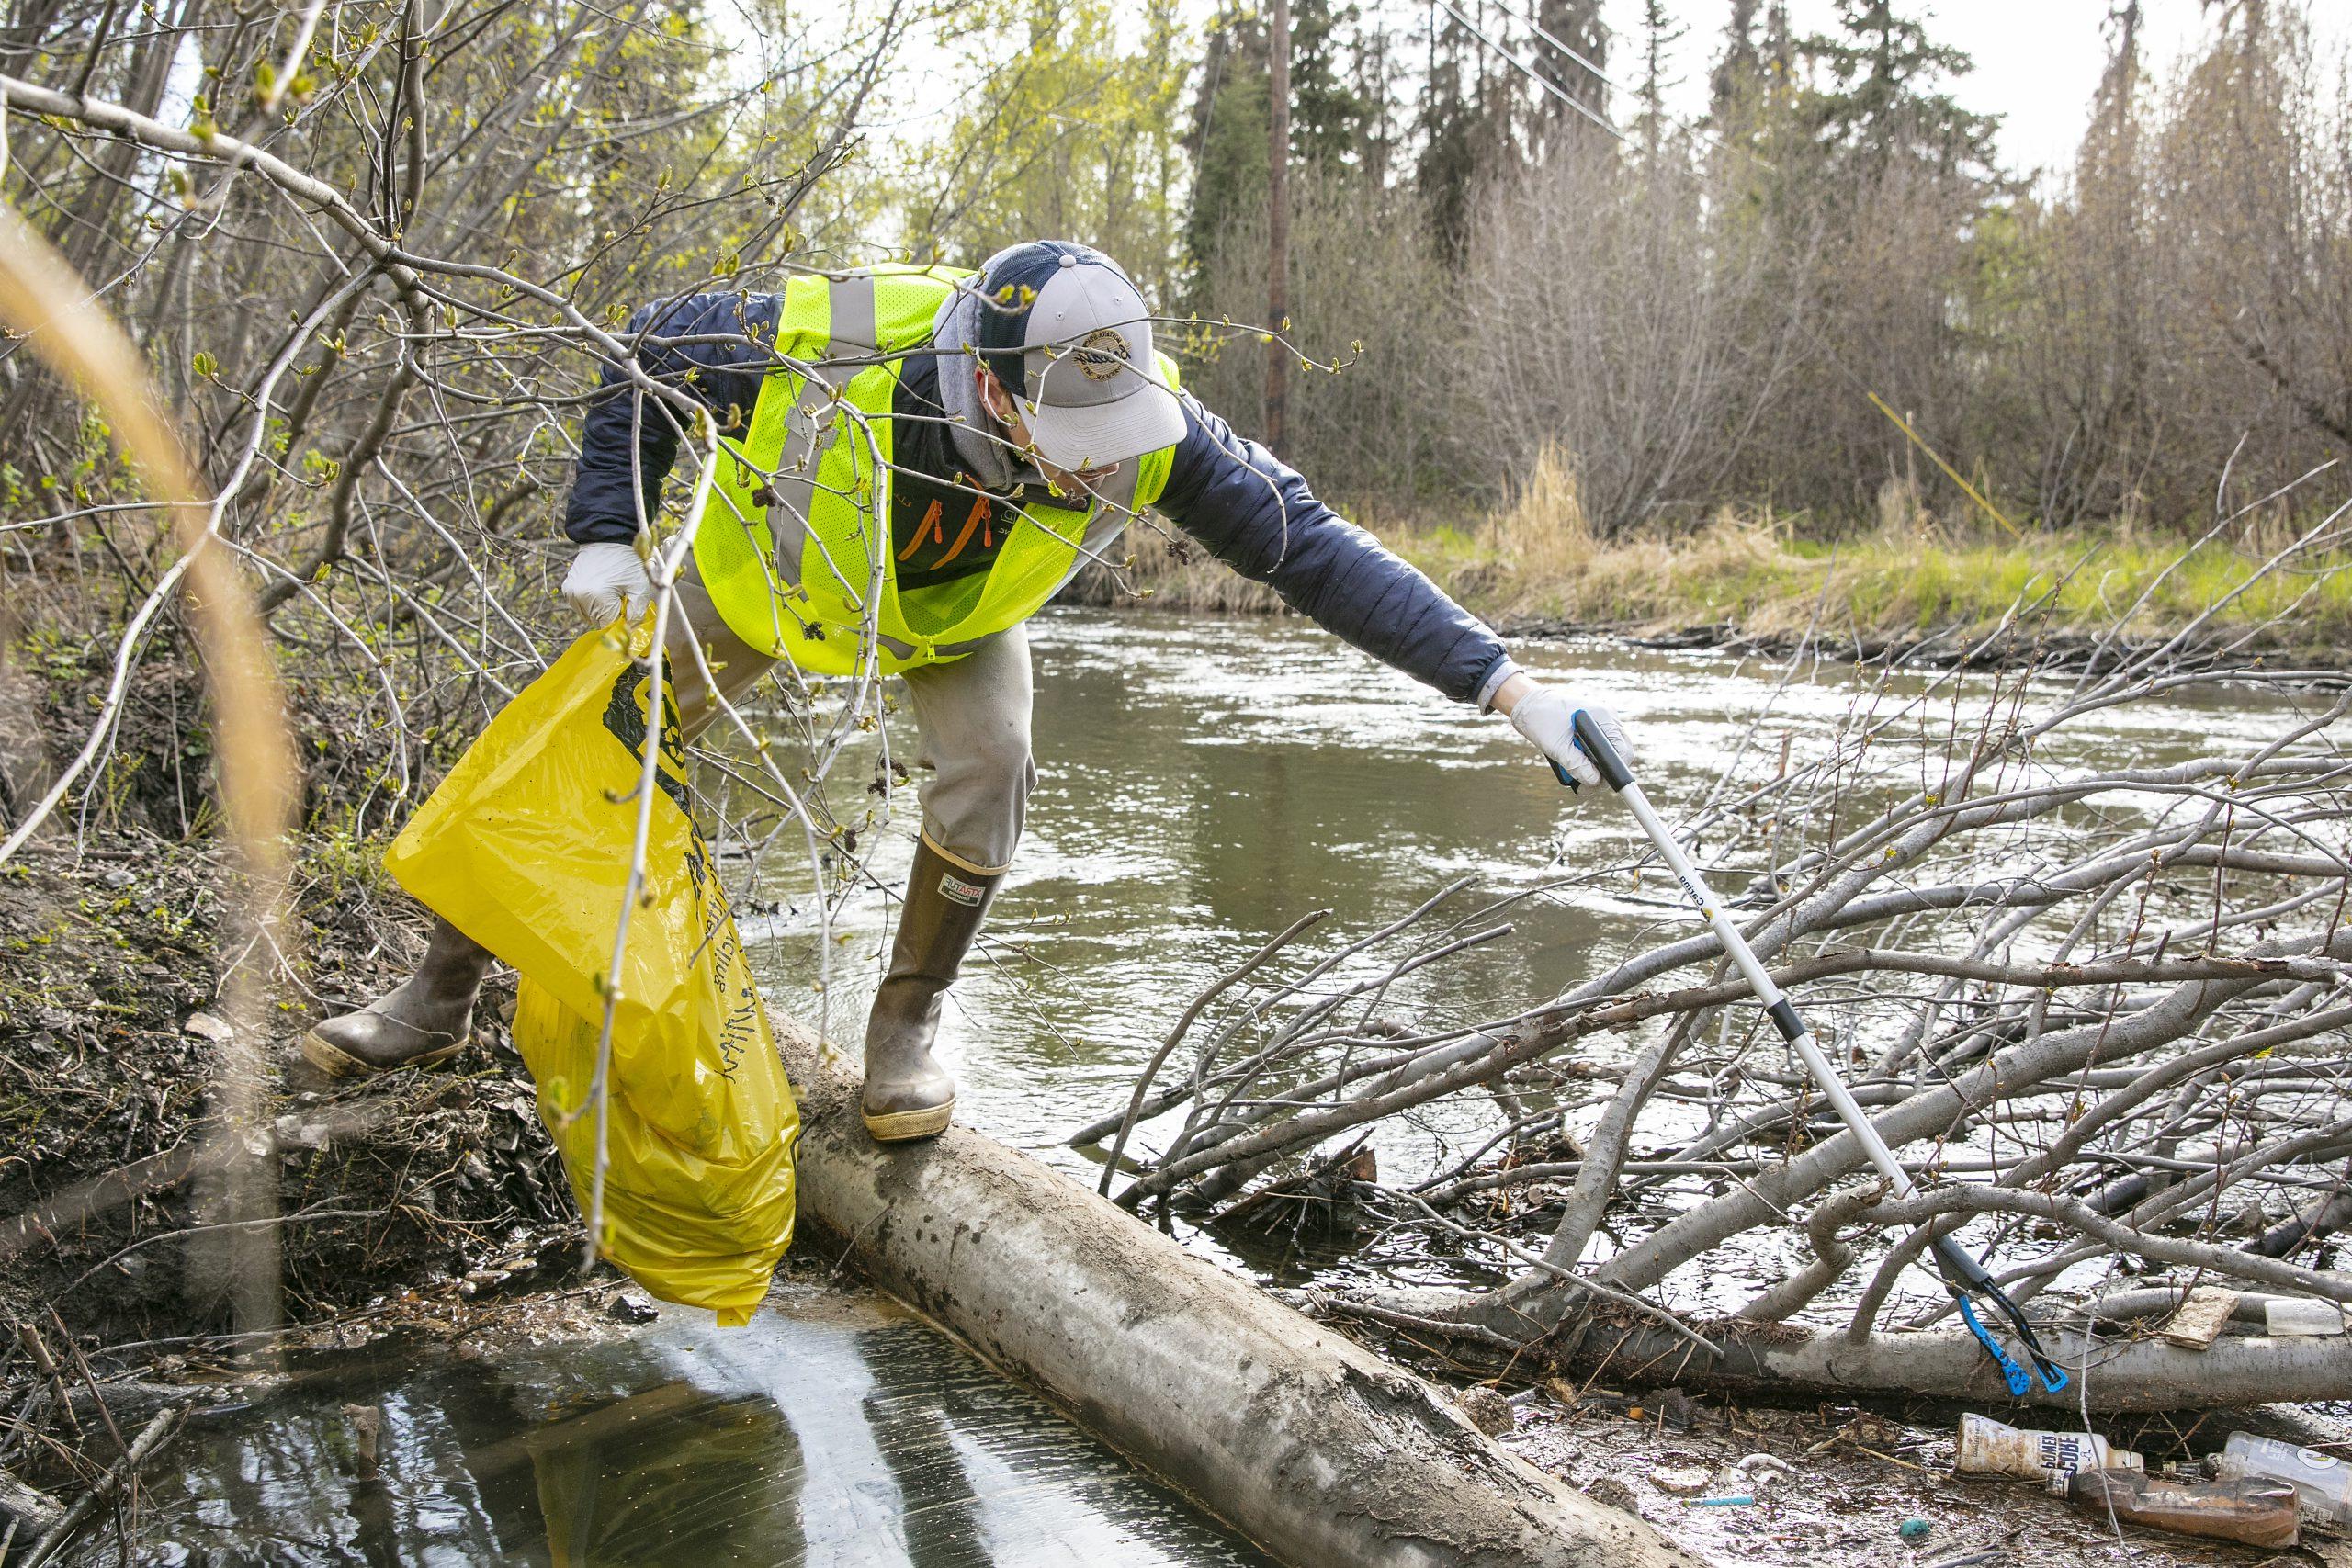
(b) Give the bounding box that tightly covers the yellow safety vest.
[690,265,1182,675]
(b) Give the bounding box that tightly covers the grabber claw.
[1933,1235,2068,1394]
[1955,1296,2032,1398]
[1983,1280,2071,1393]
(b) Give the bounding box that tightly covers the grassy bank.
[1081,453,2352,662]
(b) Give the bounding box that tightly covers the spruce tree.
[1183,0,1375,274]
[1799,0,1998,176]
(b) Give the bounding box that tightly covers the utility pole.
[1263,0,1290,453]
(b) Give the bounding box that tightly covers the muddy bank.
[0,826,576,1345]
[0,631,590,1541]
[1063,584,2352,685]
[1514,619,2352,687]
[1507,618,2352,682]
[0,824,600,1557]
[1496,1383,2350,1567]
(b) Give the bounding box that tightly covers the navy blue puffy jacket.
[565,293,1518,705]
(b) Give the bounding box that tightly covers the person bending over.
[302,241,1634,1142]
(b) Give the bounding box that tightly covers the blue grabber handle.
[1554,709,1637,794]
[1933,1235,2069,1395]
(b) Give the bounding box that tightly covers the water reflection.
[130,1284,1272,1566]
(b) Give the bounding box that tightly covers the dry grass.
[1097,445,2352,659]
[1066,520,1289,615]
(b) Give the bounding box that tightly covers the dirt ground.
[0,827,578,1334]
[1495,1382,2349,1568]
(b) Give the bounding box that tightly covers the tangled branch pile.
[1080,572,2352,1413]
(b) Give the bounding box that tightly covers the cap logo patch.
[1075,327,1129,381]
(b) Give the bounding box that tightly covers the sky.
[766,0,2351,184]
[1586,0,2351,178]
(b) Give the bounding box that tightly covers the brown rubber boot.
[862,840,1001,1143]
[301,918,493,1077]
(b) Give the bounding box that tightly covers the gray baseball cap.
[973,242,1185,470]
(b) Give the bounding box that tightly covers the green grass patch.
[1369,509,2352,655]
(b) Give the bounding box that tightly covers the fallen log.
[0,1103,392,1263]
[770,1015,1694,1568]
[0,1469,62,1540]
[1325,1292,2352,1413]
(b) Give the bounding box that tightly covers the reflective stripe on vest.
[688,266,1180,676]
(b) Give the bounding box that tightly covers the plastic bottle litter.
[2061,1467,2299,1549]
[2265,1298,2350,1337]
[2215,1433,2352,1529]
[1953,1414,2144,1481]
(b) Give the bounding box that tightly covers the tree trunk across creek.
[771,1013,1698,1568]
[1346,1288,2352,1414]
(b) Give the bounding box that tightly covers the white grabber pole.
[1556,710,2067,1396]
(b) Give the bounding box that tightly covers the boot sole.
[300,1029,468,1080]
[863,1099,955,1143]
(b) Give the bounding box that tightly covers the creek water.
[130,1284,1273,1565]
[119,609,2314,1565]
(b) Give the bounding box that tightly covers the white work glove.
[562,540,652,626]
[1509,685,1634,795]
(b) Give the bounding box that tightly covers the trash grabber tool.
[1549,709,2069,1396]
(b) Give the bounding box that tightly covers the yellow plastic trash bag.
[383,626,797,1326]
